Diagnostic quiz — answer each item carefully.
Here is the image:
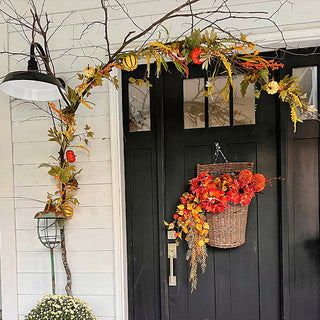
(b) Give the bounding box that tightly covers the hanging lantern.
[122,54,138,71]
[34,203,67,294]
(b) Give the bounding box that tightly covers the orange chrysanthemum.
[238,169,253,186]
[252,173,266,192]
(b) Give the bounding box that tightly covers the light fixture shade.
[0,70,65,101]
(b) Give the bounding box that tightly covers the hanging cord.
[213,142,228,163]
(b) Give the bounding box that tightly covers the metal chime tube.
[50,248,56,294]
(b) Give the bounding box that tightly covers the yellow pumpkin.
[84,65,95,78]
[122,54,138,71]
[62,203,74,218]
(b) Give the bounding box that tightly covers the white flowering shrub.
[25,294,96,320]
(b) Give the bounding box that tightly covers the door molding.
[109,69,128,320]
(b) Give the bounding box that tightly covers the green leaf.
[160,24,169,36]
[259,69,269,84]
[255,90,261,99]
[240,81,249,97]
[188,29,202,49]
[38,163,53,169]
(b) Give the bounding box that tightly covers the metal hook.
[214,142,228,163]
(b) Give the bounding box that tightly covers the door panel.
[123,55,319,319]
[292,139,320,320]
[162,67,280,320]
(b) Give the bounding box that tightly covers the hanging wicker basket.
[197,162,254,249]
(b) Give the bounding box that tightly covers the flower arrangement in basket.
[166,161,267,292]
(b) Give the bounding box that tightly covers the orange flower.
[252,174,266,192]
[238,169,253,186]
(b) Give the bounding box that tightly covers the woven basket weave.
[197,162,254,249]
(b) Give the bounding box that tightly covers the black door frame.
[123,48,320,319]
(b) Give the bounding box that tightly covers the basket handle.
[214,142,228,164]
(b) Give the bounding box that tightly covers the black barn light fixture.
[0,42,65,101]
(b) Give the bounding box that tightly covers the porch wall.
[1,0,320,319]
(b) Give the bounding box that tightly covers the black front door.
[122,59,319,319]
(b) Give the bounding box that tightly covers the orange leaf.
[74,145,90,157]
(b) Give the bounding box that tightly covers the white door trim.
[109,70,128,320]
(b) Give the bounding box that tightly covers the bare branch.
[100,0,111,59]
[108,0,201,62]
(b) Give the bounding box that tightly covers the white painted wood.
[12,138,111,164]
[109,69,128,320]
[18,272,115,295]
[17,228,114,252]
[14,161,112,186]
[0,21,19,319]
[12,115,110,143]
[16,206,113,230]
[11,92,109,122]
[14,184,112,208]
[17,250,114,273]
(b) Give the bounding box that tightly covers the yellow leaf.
[202,229,209,236]
[113,76,119,90]
[187,203,193,210]
[196,223,202,231]
[168,223,174,230]
[177,204,184,210]
[175,239,180,246]
[80,99,93,110]
[164,221,169,226]
[198,240,205,247]
[182,228,188,234]
[203,223,209,230]
[205,238,209,243]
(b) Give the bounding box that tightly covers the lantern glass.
[36,217,65,249]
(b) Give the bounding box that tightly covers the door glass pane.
[129,82,151,132]
[208,75,230,127]
[184,78,205,129]
[293,66,318,120]
[233,75,255,125]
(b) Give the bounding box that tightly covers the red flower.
[190,172,212,197]
[252,173,266,192]
[228,180,255,205]
[191,47,205,64]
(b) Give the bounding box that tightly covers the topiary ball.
[25,294,96,320]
